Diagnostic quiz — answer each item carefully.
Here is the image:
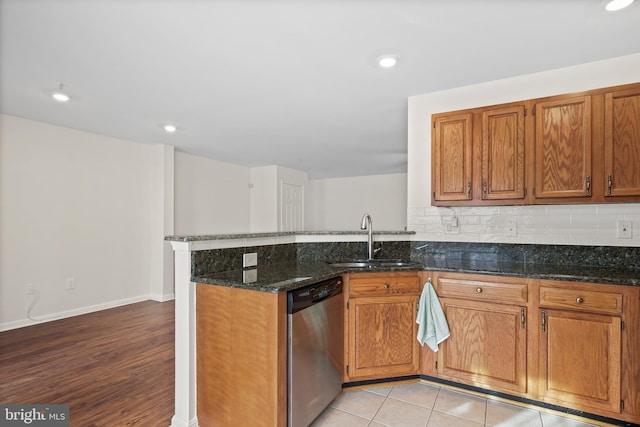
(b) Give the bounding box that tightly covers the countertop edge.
[193,261,640,293]
[165,230,415,242]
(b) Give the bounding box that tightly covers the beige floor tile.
[366,385,394,396]
[486,400,543,427]
[320,383,610,427]
[432,388,487,424]
[311,407,371,427]
[330,389,386,419]
[540,412,599,427]
[426,410,484,427]
[388,382,440,409]
[372,397,432,427]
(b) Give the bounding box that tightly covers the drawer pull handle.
[476,287,483,293]
[576,297,584,304]
[384,284,390,289]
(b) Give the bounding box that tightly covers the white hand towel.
[416,279,450,352]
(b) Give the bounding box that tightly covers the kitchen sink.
[329,259,422,268]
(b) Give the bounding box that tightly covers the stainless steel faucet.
[360,213,374,260]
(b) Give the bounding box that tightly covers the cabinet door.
[347,295,419,379]
[604,87,640,197]
[437,298,528,394]
[539,309,621,414]
[534,96,592,199]
[432,113,473,202]
[482,105,526,200]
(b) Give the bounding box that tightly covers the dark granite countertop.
[193,259,640,293]
[194,261,344,293]
[166,230,415,242]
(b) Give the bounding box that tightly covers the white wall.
[307,173,407,231]
[250,166,278,232]
[407,53,640,246]
[0,115,161,330]
[174,151,251,235]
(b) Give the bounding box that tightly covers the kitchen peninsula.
[166,232,640,427]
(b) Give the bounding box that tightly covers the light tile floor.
[312,382,615,427]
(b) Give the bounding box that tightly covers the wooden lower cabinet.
[432,272,530,395]
[438,299,528,393]
[537,279,636,420]
[196,283,287,427]
[539,308,621,413]
[194,272,640,426]
[422,273,640,425]
[345,272,420,381]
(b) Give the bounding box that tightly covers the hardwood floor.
[0,300,174,427]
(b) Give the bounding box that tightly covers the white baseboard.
[0,294,167,332]
[150,292,175,302]
[169,415,198,427]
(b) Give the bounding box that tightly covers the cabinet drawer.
[435,276,527,304]
[349,273,420,297]
[539,283,623,315]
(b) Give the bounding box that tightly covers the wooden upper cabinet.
[534,96,592,200]
[482,106,526,200]
[604,87,640,197]
[431,83,640,206]
[432,113,473,202]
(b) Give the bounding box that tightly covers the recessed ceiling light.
[163,124,177,133]
[51,83,70,102]
[605,0,634,11]
[378,56,398,68]
[52,92,70,102]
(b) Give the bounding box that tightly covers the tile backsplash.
[407,204,640,247]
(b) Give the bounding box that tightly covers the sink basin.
[329,259,422,268]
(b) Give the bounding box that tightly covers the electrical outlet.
[25,283,34,295]
[243,268,257,283]
[505,219,517,237]
[444,221,460,234]
[243,252,258,268]
[617,220,632,239]
[65,277,76,290]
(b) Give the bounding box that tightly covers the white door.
[281,182,304,231]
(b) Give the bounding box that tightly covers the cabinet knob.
[384,284,390,289]
[576,297,584,304]
[476,287,483,293]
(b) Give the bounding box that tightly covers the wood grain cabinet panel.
[438,298,528,394]
[345,272,420,381]
[604,87,640,197]
[534,96,592,200]
[482,105,526,201]
[349,272,420,297]
[432,272,530,394]
[347,296,420,379]
[436,275,528,304]
[539,309,621,414]
[432,113,473,202]
[539,283,623,315]
[196,284,287,427]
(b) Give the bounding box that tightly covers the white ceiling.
[1,0,639,179]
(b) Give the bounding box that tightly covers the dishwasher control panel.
[287,277,343,314]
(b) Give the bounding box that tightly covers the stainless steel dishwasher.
[287,277,343,427]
